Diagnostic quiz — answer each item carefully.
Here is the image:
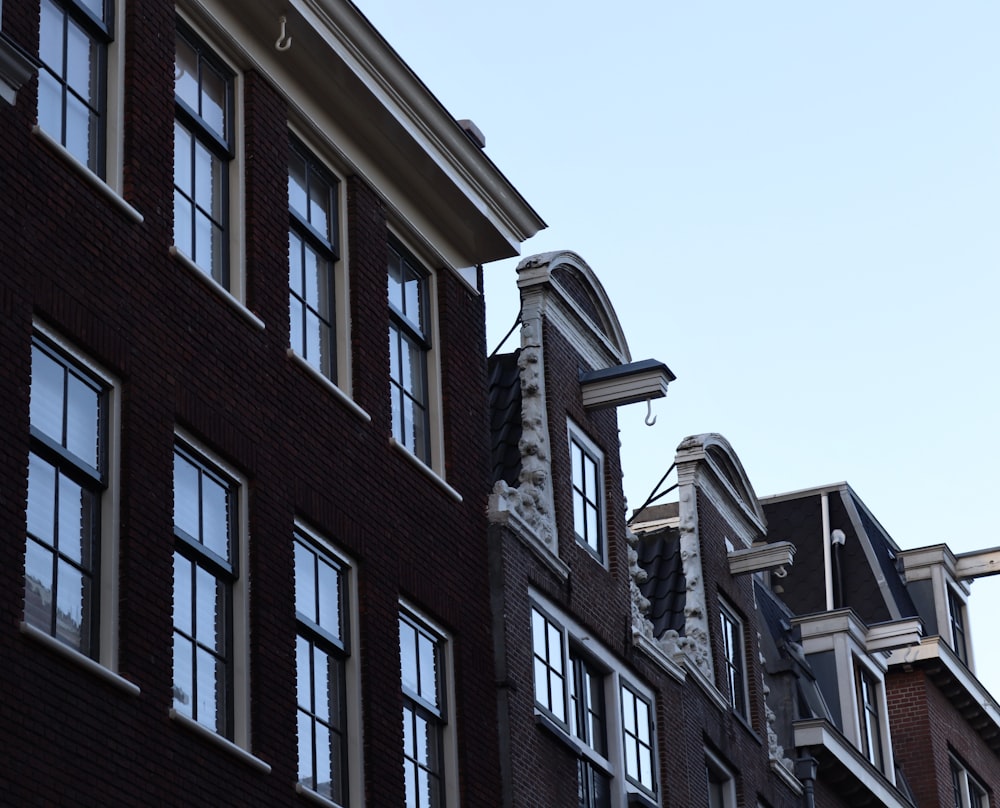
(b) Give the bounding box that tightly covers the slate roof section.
[850,491,918,620]
[488,350,522,487]
[635,526,686,638]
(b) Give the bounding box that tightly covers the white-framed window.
[529,598,658,806]
[171,438,249,746]
[399,607,455,808]
[951,755,988,808]
[947,586,969,666]
[620,683,656,797]
[37,0,112,175]
[719,600,749,719]
[25,328,120,666]
[854,661,883,771]
[288,136,342,382]
[568,423,604,560]
[388,238,433,465]
[531,605,568,725]
[173,18,237,289]
[705,748,737,808]
[294,527,357,806]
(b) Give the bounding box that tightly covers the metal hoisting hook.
[644,398,657,427]
[275,16,292,51]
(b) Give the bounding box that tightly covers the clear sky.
[357,1,1000,699]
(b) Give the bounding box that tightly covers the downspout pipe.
[831,528,846,609]
[795,755,818,808]
[821,494,834,610]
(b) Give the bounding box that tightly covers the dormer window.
[947,587,968,666]
[855,662,883,770]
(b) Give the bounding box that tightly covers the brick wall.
[0,0,500,803]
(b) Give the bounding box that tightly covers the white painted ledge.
[32,125,143,223]
[168,708,272,774]
[295,783,340,808]
[169,246,266,331]
[286,349,371,423]
[389,437,462,502]
[20,621,141,696]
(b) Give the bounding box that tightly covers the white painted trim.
[567,419,607,566]
[287,349,371,423]
[21,622,140,696]
[172,430,254,753]
[292,522,364,808]
[169,709,271,773]
[295,783,340,808]
[488,486,570,580]
[389,438,462,502]
[32,126,143,223]
[792,719,909,808]
[632,633,686,684]
[170,246,266,330]
[31,321,124,675]
[398,602,460,808]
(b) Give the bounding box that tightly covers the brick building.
[0,0,542,805]
[4,0,1000,806]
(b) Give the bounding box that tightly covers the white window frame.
[950,754,988,808]
[34,0,129,197]
[946,585,970,667]
[705,748,737,808]
[293,523,362,808]
[567,421,606,563]
[852,655,885,772]
[387,231,445,478]
[170,431,251,753]
[287,132,351,389]
[719,599,749,719]
[399,603,458,808]
[24,323,125,681]
[529,594,658,807]
[171,11,247,307]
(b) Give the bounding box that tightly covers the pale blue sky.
[359,1,1000,697]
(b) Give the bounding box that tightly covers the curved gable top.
[676,433,767,530]
[517,251,631,364]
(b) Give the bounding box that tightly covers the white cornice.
[792,719,911,808]
[728,542,795,576]
[0,30,37,106]
[185,0,544,266]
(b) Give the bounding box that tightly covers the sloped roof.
[635,526,686,638]
[488,351,522,487]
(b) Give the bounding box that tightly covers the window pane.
[289,150,308,219]
[173,553,193,636]
[195,564,220,650]
[313,649,330,722]
[317,557,341,637]
[297,708,314,787]
[200,472,230,561]
[64,18,94,99]
[30,346,65,442]
[27,454,57,546]
[193,139,215,211]
[418,631,437,707]
[39,1,63,71]
[200,61,227,137]
[173,452,200,539]
[308,171,333,237]
[401,619,418,696]
[56,473,85,563]
[55,558,86,651]
[175,35,199,111]
[65,371,100,468]
[294,540,315,621]
[24,538,54,632]
[196,645,221,731]
[173,632,194,715]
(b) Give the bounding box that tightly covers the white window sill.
[168,708,271,774]
[20,621,140,696]
[389,437,462,502]
[287,349,371,423]
[32,125,143,224]
[295,782,341,808]
[169,246,266,331]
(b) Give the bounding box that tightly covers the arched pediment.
[516,251,631,365]
[676,433,767,532]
